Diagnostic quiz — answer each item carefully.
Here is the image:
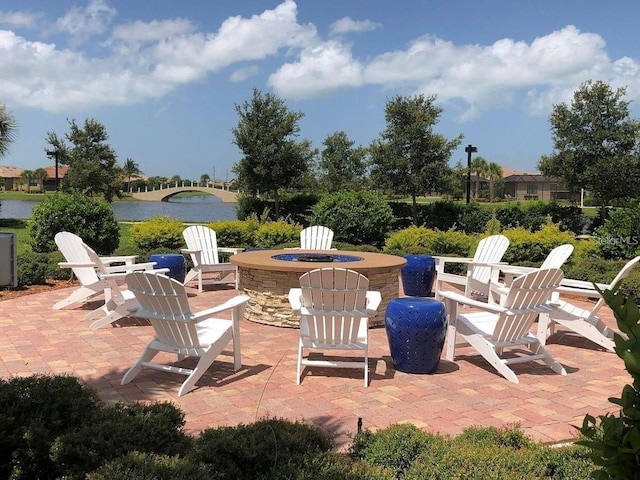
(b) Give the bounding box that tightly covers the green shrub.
[383,226,471,257]
[17,250,50,285]
[594,205,640,259]
[454,424,536,450]
[207,219,259,248]
[46,251,71,280]
[87,451,212,480]
[502,223,575,265]
[0,375,103,480]
[189,417,333,479]
[253,220,301,248]
[285,452,394,480]
[129,215,184,252]
[50,402,193,479]
[350,423,443,479]
[310,191,393,248]
[28,193,119,254]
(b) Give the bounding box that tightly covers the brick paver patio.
[0,282,628,449]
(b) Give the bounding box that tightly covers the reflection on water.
[0,196,237,222]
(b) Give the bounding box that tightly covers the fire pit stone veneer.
[231,249,406,328]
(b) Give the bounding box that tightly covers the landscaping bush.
[253,220,301,248]
[88,451,212,480]
[594,205,640,259]
[28,193,119,254]
[310,191,393,249]
[0,375,103,480]
[189,417,334,479]
[16,250,50,285]
[236,193,319,225]
[129,215,184,252]
[502,223,575,265]
[50,402,193,479]
[350,423,444,479]
[383,226,471,257]
[207,219,260,248]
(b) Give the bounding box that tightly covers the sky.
[1,0,639,182]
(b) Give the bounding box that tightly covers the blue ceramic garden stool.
[385,297,447,374]
[401,255,436,297]
[148,254,187,283]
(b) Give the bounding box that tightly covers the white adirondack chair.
[54,231,152,310]
[182,225,240,292]
[440,268,567,384]
[489,243,574,303]
[433,234,510,300]
[121,271,249,396]
[80,242,168,330]
[300,226,335,250]
[538,256,640,352]
[288,268,381,387]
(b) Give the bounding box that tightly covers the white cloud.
[230,65,259,82]
[268,41,363,99]
[53,0,116,38]
[0,10,42,28]
[329,16,380,36]
[110,18,196,44]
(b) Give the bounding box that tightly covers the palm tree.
[20,169,34,193]
[33,168,48,193]
[486,162,503,201]
[122,158,142,193]
[471,156,488,198]
[0,104,18,158]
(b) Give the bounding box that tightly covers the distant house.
[41,165,69,191]
[501,167,577,202]
[0,166,23,191]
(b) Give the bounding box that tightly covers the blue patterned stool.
[401,255,436,297]
[385,297,447,374]
[148,254,187,283]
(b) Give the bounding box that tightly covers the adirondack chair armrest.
[100,255,137,265]
[58,261,95,269]
[366,291,382,313]
[191,294,250,322]
[555,285,604,298]
[559,278,609,291]
[218,247,245,255]
[439,290,508,313]
[102,262,165,274]
[181,248,200,254]
[288,288,302,312]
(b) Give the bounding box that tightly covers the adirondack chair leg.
[183,269,198,286]
[364,349,369,387]
[536,313,552,345]
[556,317,615,352]
[444,297,458,361]
[296,341,304,385]
[533,342,567,376]
[122,348,159,385]
[462,331,520,384]
[53,286,102,310]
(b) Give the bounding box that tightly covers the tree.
[200,173,210,186]
[369,94,463,224]
[486,162,503,201]
[33,168,48,193]
[46,118,122,202]
[318,131,368,191]
[20,170,34,193]
[539,80,640,218]
[471,156,488,198]
[0,104,17,158]
[122,158,142,193]
[232,88,315,217]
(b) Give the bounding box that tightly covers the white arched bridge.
[130,185,239,203]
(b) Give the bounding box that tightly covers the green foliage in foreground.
[577,287,640,479]
[0,374,596,479]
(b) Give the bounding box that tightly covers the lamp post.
[45,149,59,191]
[465,144,477,204]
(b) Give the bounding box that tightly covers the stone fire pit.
[230,249,406,328]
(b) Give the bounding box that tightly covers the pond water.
[0,196,237,222]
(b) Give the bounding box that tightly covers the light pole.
[45,149,60,191]
[465,144,477,204]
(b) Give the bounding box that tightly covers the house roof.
[0,165,24,178]
[42,165,69,178]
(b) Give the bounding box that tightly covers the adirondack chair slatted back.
[299,268,369,345]
[300,226,334,250]
[466,234,510,295]
[126,272,199,349]
[540,244,574,269]
[55,232,101,286]
[492,268,563,343]
[183,225,220,267]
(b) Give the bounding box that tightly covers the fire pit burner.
[271,253,364,263]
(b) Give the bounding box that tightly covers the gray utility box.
[0,233,17,287]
